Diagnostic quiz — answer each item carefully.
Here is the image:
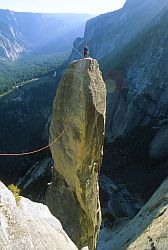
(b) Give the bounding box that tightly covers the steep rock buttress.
[45,58,106,250]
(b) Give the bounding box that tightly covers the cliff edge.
[45,58,106,250]
[0,181,78,250]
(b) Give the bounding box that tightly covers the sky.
[0,0,126,14]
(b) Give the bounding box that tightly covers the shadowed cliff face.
[106,9,168,141]
[95,13,168,238]
[45,58,106,250]
[68,0,168,62]
[102,10,168,203]
[98,177,168,250]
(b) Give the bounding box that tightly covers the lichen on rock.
[45,58,106,250]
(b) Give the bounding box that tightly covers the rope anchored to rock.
[0,119,71,157]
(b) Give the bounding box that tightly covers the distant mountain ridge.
[1,1,168,249]
[0,9,93,60]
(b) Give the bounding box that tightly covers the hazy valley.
[0,0,168,249]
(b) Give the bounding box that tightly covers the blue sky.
[0,0,126,14]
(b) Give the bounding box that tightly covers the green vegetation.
[0,51,69,95]
[8,184,21,204]
[0,75,56,183]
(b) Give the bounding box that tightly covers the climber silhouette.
[83,46,89,58]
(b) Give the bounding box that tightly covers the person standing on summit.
[83,46,89,58]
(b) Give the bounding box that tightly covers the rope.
[60,36,83,58]
[0,119,71,157]
[32,0,83,58]
[33,0,43,12]
[0,1,83,157]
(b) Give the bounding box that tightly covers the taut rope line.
[33,0,83,58]
[0,119,71,157]
[0,2,84,157]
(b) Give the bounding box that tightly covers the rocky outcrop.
[45,58,106,250]
[0,181,78,250]
[98,177,168,250]
[0,10,23,60]
[0,34,23,60]
[92,8,168,250]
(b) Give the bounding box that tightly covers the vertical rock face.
[0,10,23,60]
[45,58,106,250]
[68,0,168,62]
[106,9,168,141]
[98,177,168,250]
